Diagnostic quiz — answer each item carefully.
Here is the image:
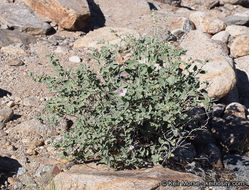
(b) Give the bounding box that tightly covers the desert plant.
[31,33,213,169]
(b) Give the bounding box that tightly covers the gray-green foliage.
[31,33,212,169]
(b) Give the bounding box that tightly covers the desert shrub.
[31,33,213,169]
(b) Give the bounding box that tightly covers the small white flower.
[118,88,127,96]
[129,145,134,150]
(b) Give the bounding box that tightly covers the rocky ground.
[0,0,249,189]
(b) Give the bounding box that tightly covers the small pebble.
[69,56,81,63]
[0,122,6,129]
[13,182,23,190]
[26,148,37,156]
[17,167,27,176]
[54,46,63,53]
[7,101,15,107]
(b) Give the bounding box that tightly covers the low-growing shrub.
[31,33,213,169]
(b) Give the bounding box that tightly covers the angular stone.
[226,25,249,37]
[189,11,226,34]
[48,164,202,190]
[0,3,52,35]
[74,27,139,49]
[0,108,13,123]
[224,102,247,119]
[211,31,230,43]
[230,34,249,58]
[169,17,195,39]
[223,15,249,26]
[154,0,181,6]
[180,30,236,100]
[22,0,90,31]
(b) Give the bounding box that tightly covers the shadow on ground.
[83,0,106,33]
[0,157,22,185]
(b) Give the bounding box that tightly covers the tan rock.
[169,17,195,38]
[74,27,139,49]
[180,30,236,100]
[226,25,249,37]
[181,0,219,10]
[230,34,249,58]
[211,31,230,43]
[189,11,226,34]
[48,164,202,190]
[1,44,26,55]
[22,0,90,31]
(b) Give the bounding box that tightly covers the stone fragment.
[74,27,139,49]
[154,0,181,6]
[189,11,226,34]
[6,59,25,66]
[0,108,13,123]
[224,102,247,119]
[169,17,195,39]
[69,56,81,63]
[180,30,236,100]
[226,25,249,37]
[230,34,249,58]
[0,3,52,35]
[211,31,230,43]
[22,0,90,31]
[48,164,202,190]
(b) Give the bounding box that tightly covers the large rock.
[222,15,249,26]
[229,34,249,58]
[48,164,202,190]
[226,25,249,37]
[180,30,236,100]
[189,11,226,34]
[22,0,90,31]
[0,3,52,35]
[74,27,139,49]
